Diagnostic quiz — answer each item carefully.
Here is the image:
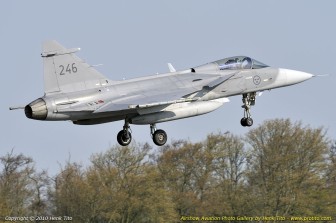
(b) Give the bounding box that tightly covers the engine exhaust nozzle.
[25,98,47,120]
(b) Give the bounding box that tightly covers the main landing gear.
[240,92,256,127]
[116,120,167,146]
[150,124,167,146]
[117,120,132,146]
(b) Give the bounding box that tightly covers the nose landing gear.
[240,92,256,127]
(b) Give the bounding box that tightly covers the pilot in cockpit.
[242,57,252,69]
[224,58,239,69]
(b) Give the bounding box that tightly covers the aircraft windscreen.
[251,59,269,69]
[215,56,268,70]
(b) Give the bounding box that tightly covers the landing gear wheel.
[241,118,247,127]
[246,117,253,127]
[117,130,132,146]
[117,119,132,146]
[240,117,253,127]
[153,129,167,146]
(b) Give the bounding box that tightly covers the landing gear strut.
[240,92,256,127]
[150,124,167,146]
[116,121,168,147]
[117,119,132,146]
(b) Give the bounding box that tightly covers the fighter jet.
[10,41,313,146]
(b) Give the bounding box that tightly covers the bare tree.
[246,119,329,216]
[51,143,177,223]
[0,149,49,216]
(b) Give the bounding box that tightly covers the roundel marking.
[253,75,261,85]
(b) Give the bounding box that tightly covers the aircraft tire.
[240,118,247,127]
[246,117,253,127]
[117,130,132,146]
[153,129,167,146]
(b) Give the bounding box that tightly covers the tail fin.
[42,40,109,94]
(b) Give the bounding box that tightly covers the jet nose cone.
[282,69,314,85]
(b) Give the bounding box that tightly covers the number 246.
[59,63,77,75]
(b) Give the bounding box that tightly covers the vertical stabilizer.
[42,40,109,94]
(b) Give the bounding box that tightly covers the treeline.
[1,119,335,222]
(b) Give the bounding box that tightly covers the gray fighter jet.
[10,41,313,146]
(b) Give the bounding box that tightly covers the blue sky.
[1,0,335,175]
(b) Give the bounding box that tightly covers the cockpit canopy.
[214,56,268,70]
[192,56,269,73]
